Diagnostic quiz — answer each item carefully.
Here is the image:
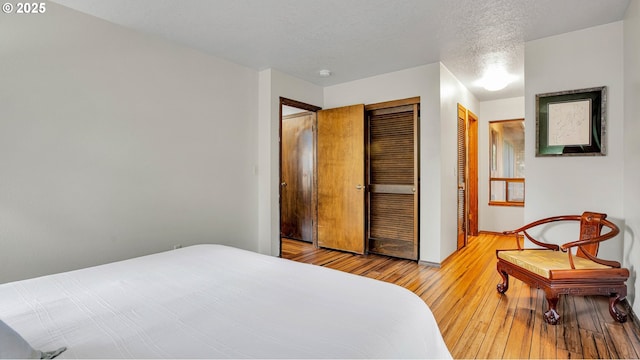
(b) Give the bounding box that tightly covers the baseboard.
[418,260,442,268]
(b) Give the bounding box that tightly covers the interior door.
[280,111,314,242]
[366,100,419,260]
[457,104,467,249]
[467,110,478,236]
[317,104,365,254]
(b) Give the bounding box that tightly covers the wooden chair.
[496,212,629,325]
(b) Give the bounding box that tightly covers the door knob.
[355,184,364,190]
[281,182,287,187]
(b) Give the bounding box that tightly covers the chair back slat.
[577,212,605,258]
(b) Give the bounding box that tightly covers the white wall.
[524,22,624,263]
[623,0,640,313]
[258,69,323,255]
[439,64,480,259]
[323,63,478,263]
[0,3,259,283]
[478,97,525,232]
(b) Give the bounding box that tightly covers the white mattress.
[0,244,451,359]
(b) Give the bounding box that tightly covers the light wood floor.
[281,234,640,359]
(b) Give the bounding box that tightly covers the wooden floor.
[281,234,640,359]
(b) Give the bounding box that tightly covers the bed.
[1,244,451,359]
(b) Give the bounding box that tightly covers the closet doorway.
[279,97,420,261]
[457,104,478,250]
[279,98,321,248]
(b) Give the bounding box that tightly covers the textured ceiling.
[51,0,629,101]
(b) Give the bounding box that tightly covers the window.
[489,119,525,206]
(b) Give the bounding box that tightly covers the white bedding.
[0,244,451,359]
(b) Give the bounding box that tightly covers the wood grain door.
[456,104,479,248]
[457,104,467,249]
[280,111,314,242]
[366,100,419,260]
[317,104,365,254]
[467,110,478,236]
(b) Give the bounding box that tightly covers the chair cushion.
[497,249,611,278]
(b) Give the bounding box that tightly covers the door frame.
[457,104,479,249]
[279,98,322,254]
[467,110,479,236]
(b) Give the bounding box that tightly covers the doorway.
[281,110,314,242]
[457,104,478,250]
[279,98,321,251]
[279,97,420,261]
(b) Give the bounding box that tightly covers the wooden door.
[457,104,467,249]
[366,99,419,260]
[467,111,478,236]
[317,104,365,254]
[457,104,479,248]
[280,111,315,242]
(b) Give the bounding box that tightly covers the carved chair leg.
[609,294,628,323]
[544,296,560,325]
[496,268,509,294]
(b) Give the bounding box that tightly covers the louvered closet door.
[367,103,419,260]
[457,104,467,250]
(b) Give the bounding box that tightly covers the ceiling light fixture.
[319,69,332,77]
[476,67,516,91]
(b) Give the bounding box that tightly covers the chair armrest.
[561,218,621,268]
[502,215,578,251]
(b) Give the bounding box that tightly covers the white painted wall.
[524,22,624,263]
[257,69,323,255]
[478,97,525,232]
[323,63,478,263]
[623,0,640,313]
[439,64,480,259]
[0,3,259,283]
